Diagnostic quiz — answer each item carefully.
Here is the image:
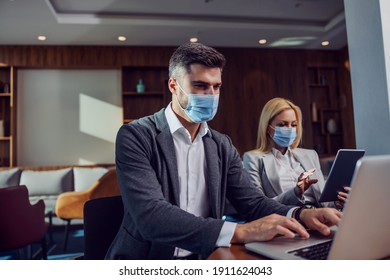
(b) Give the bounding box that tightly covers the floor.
[0,224,84,260]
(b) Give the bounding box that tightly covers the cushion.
[29,195,58,212]
[20,168,73,196]
[0,168,22,188]
[73,167,108,192]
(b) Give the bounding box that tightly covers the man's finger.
[317,209,341,233]
[274,222,309,240]
[309,218,331,235]
[283,218,310,239]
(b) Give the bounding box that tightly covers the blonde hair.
[256,97,302,152]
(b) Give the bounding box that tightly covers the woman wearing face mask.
[243,97,349,208]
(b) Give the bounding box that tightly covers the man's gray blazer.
[105,109,291,260]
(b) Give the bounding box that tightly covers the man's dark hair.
[169,43,226,78]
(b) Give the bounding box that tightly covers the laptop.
[245,154,390,260]
[319,149,365,202]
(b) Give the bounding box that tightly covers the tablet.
[319,149,365,202]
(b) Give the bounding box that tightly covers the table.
[208,244,268,260]
[208,244,390,260]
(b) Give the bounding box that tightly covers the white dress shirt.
[164,104,235,257]
[271,148,316,205]
[271,148,305,193]
[270,148,303,216]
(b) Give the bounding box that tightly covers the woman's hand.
[294,168,318,198]
[335,186,351,209]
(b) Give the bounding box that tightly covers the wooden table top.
[208,244,390,260]
[208,244,268,260]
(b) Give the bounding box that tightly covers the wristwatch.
[294,205,315,225]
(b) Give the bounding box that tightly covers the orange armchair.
[0,185,48,259]
[55,168,120,250]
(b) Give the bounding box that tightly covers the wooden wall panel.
[0,46,173,67]
[212,48,310,155]
[0,45,353,157]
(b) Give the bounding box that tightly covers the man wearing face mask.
[243,97,349,208]
[106,44,341,260]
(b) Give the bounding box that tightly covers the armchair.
[55,168,120,251]
[0,185,48,259]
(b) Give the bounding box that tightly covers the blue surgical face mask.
[176,82,219,123]
[270,126,297,147]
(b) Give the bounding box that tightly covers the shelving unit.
[307,66,343,157]
[0,66,15,167]
[122,66,169,123]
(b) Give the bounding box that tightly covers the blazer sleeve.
[225,147,291,222]
[274,188,305,206]
[243,151,305,206]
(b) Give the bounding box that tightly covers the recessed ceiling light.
[258,39,267,45]
[37,35,47,41]
[321,41,330,46]
[190,37,198,43]
[118,36,127,42]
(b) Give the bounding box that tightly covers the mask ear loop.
[267,125,277,148]
[174,80,189,111]
[175,92,186,111]
[267,125,275,136]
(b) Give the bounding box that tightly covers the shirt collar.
[164,102,210,138]
[271,147,292,159]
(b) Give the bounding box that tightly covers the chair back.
[83,195,123,260]
[0,185,47,252]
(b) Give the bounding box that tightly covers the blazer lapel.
[263,152,283,194]
[154,110,180,206]
[203,135,221,219]
[292,149,312,172]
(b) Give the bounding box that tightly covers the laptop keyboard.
[288,240,333,260]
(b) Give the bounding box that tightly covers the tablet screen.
[319,149,365,202]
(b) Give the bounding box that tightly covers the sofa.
[0,164,119,225]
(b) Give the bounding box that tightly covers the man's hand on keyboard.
[231,214,310,244]
[299,208,341,236]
